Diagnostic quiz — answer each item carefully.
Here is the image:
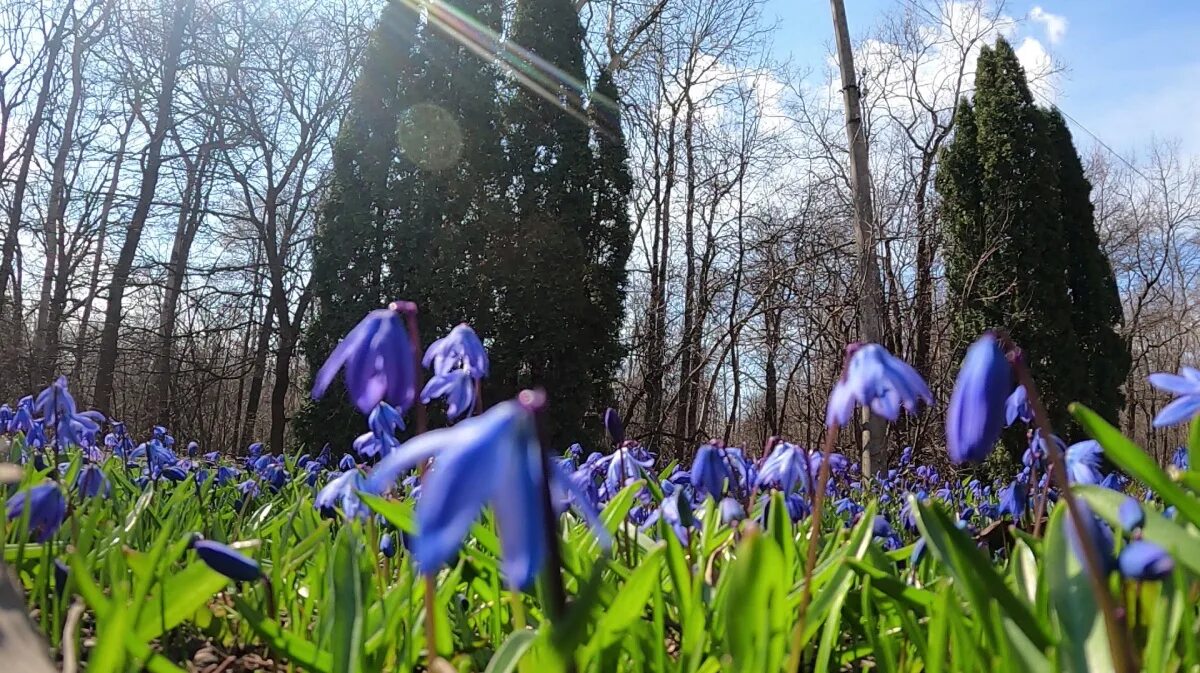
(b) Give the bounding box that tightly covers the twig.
[61,598,85,673]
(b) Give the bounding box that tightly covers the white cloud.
[1014,36,1058,104]
[1030,6,1068,45]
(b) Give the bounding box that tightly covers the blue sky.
[763,0,1200,157]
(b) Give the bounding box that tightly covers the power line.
[1054,105,1154,184]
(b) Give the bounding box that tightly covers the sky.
[763,0,1200,159]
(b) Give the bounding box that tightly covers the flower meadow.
[5,305,1200,673]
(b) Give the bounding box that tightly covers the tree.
[491,0,604,445]
[1043,108,1129,424]
[937,38,1081,436]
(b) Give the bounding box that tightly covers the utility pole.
[829,0,890,475]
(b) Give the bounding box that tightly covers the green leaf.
[586,546,664,655]
[90,590,131,673]
[1044,501,1113,673]
[911,496,1051,651]
[1188,416,1200,478]
[135,562,230,641]
[328,527,366,673]
[234,597,333,673]
[484,630,538,673]
[1071,403,1200,526]
[358,492,415,532]
[722,531,787,673]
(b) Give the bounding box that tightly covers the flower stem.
[786,423,840,672]
[1012,359,1136,673]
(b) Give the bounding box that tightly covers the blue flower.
[603,408,625,445]
[193,540,261,582]
[9,397,34,434]
[601,445,654,496]
[312,306,416,415]
[367,396,608,589]
[1005,385,1032,426]
[689,443,733,499]
[75,464,110,498]
[237,479,260,499]
[1117,540,1173,581]
[946,333,1012,464]
[755,442,811,493]
[353,402,405,459]
[1117,496,1144,531]
[872,515,897,541]
[997,479,1028,520]
[1099,472,1126,491]
[826,343,932,427]
[215,466,238,486]
[1065,440,1104,485]
[719,497,745,525]
[380,532,397,558]
[899,446,913,466]
[1170,447,1189,470]
[422,323,489,378]
[1148,367,1200,427]
[420,370,475,421]
[338,453,357,471]
[1064,502,1115,574]
[642,490,691,542]
[315,469,368,521]
[6,483,67,542]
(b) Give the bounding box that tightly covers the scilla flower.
[353,402,405,459]
[421,324,488,421]
[367,393,608,589]
[193,539,261,582]
[1005,385,1032,426]
[1147,366,1200,427]
[312,305,416,415]
[755,441,811,493]
[1118,541,1174,581]
[6,483,67,542]
[1064,440,1104,485]
[946,332,1012,464]
[315,469,369,521]
[826,343,932,427]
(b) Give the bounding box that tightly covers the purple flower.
[75,464,110,499]
[9,397,34,434]
[1065,440,1104,485]
[997,479,1028,520]
[602,445,654,496]
[338,453,357,471]
[946,333,1012,464]
[193,540,261,582]
[1064,501,1115,574]
[422,323,489,378]
[1117,496,1144,531]
[690,443,733,499]
[719,497,745,525]
[353,402,405,459]
[1005,385,1032,426]
[1117,540,1173,580]
[1170,447,1189,471]
[367,395,608,589]
[6,483,67,542]
[755,442,811,493]
[315,469,368,521]
[313,306,416,415]
[603,408,625,445]
[420,370,474,421]
[1148,367,1200,427]
[237,479,260,499]
[187,441,199,457]
[826,343,932,427]
[380,532,397,558]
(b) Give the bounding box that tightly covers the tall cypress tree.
[584,68,634,414]
[491,0,603,445]
[1042,108,1129,423]
[298,2,421,450]
[938,38,1082,435]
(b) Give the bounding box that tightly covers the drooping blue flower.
[247,442,263,459]
[997,479,1028,520]
[899,446,913,466]
[872,515,897,540]
[75,464,110,498]
[1099,472,1126,491]
[422,323,489,378]
[1064,502,1115,574]
[187,441,199,457]
[1005,384,1032,426]
[215,466,238,486]
[689,443,733,499]
[1148,367,1200,427]
[946,333,1012,464]
[313,306,416,415]
[160,465,188,482]
[1170,447,1189,471]
[826,343,932,427]
[1065,440,1104,485]
[602,445,654,496]
[900,491,926,532]
[367,396,608,589]
[420,369,474,421]
[315,469,368,521]
[380,532,397,558]
[0,404,11,429]
[755,441,811,493]
[1118,496,1144,531]
[719,497,746,525]
[910,537,928,566]
[193,540,261,582]
[9,397,34,434]
[338,453,357,471]
[642,490,691,543]
[603,408,624,445]
[354,402,405,459]
[1118,540,1174,580]
[784,493,810,521]
[237,479,260,499]
[6,483,67,542]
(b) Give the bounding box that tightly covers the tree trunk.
[673,92,697,455]
[92,0,194,414]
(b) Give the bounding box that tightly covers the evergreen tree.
[938,38,1083,437]
[491,0,610,445]
[297,2,422,450]
[584,68,634,414]
[1042,107,1129,423]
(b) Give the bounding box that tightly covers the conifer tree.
[1042,108,1129,423]
[938,38,1083,434]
